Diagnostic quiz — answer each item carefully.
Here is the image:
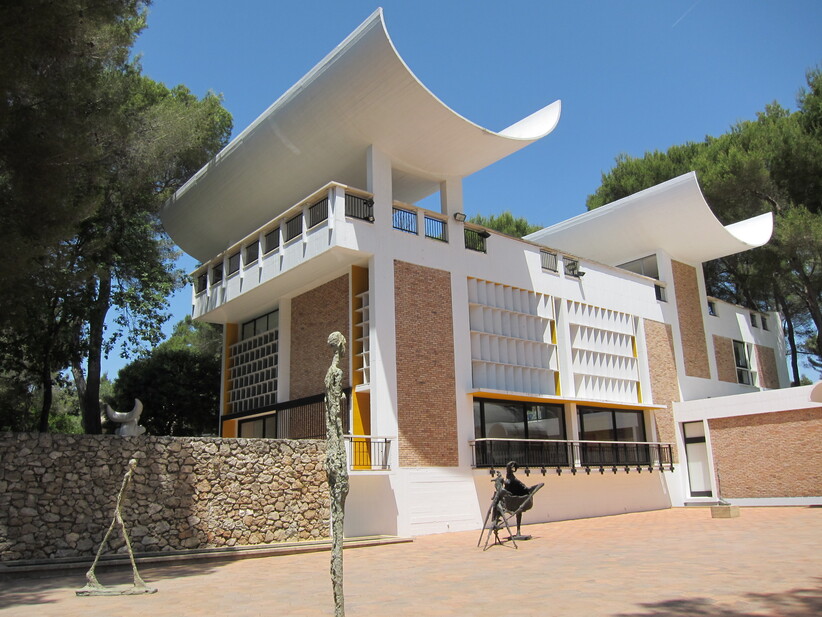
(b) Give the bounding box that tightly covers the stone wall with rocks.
[0,433,330,562]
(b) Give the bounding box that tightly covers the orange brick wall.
[713,335,737,383]
[709,408,822,498]
[394,260,459,467]
[290,274,350,399]
[643,319,681,461]
[754,344,780,389]
[671,261,710,379]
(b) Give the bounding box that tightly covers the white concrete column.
[367,145,393,234]
[440,177,464,246]
[365,146,398,444]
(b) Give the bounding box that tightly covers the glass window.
[483,401,526,438]
[733,340,749,369]
[578,407,646,442]
[239,418,264,438]
[750,313,758,328]
[761,315,768,330]
[473,398,566,440]
[617,254,659,280]
[241,309,279,340]
[527,404,564,439]
[196,272,207,294]
[708,301,717,316]
[615,410,646,442]
[578,409,615,441]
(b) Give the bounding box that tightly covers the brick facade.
[394,260,459,467]
[754,344,780,389]
[671,260,710,379]
[708,408,822,498]
[713,335,737,383]
[643,319,681,460]
[290,274,350,399]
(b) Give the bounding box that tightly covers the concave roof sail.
[525,172,773,266]
[161,8,561,262]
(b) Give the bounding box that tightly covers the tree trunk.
[773,284,801,386]
[81,271,112,434]
[38,351,53,433]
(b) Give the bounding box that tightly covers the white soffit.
[525,172,773,266]
[161,8,561,262]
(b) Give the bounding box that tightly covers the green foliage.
[109,318,222,436]
[468,210,541,238]
[0,1,233,432]
[587,68,822,380]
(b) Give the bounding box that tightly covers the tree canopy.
[587,68,822,381]
[0,1,232,432]
[468,210,542,238]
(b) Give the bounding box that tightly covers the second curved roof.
[525,172,773,266]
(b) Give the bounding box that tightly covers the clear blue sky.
[103,0,822,377]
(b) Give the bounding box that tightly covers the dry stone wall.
[0,433,330,562]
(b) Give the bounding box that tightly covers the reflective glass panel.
[482,401,525,438]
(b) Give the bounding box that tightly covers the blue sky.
[103,0,822,377]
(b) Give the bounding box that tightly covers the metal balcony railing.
[470,438,674,475]
[345,435,392,471]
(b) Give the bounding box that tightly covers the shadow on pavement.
[618,580,822,617]
[0,561,222,610]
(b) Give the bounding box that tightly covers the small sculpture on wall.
[105,399,146,436]
[77,458,157,596]
[324,331,349,617]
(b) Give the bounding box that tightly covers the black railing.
[471,438,674,475]
[424,215,448,242]
[284,214,303,242]
[346,436,391,471]
[541,250,558,272]
[345,194,374,222]
[464,228,488,253]
[393,207,418,234]
[264,227,280,253]
[308,198,329,228]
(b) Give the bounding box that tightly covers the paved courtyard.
[1,507,820,617]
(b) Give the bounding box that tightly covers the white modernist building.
[161,9,796,538]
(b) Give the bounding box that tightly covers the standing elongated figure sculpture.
[77,459,157,596]
[325,331,349,617]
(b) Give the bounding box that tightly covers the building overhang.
[525,172,773,266]
[161,8,561,262]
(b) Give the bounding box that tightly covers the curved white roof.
[525,172,773,265]
[162,8,561,262]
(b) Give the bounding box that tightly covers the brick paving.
[1,507,820,617]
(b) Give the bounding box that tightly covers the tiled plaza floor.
[1,507,820,616]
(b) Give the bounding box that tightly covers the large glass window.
[239,414,277,438]
[474,399,565,440]
[473,398,567,468]
[578,407,646,442]
[578,407,648,466]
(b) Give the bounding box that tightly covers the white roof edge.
[524,172,774,265]
[724,211,773,249]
